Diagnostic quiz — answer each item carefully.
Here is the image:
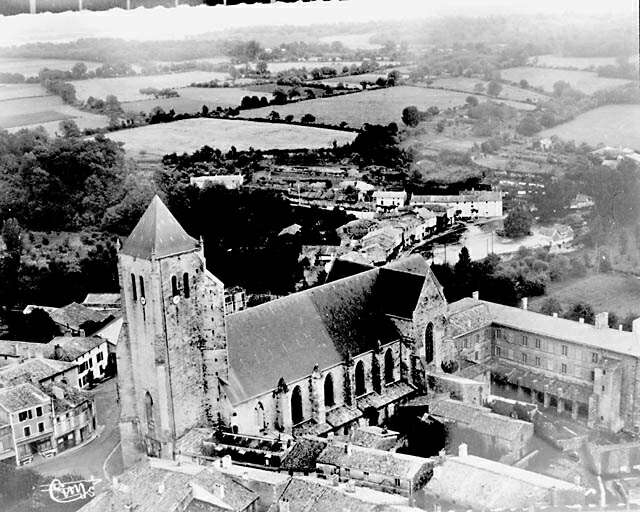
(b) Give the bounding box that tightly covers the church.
[117,196,640,468]
[116,196,448,467]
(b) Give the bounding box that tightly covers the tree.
[0,218,22,308]
[267,110,280,121]
[201,104,209,116]
[516,114,542,136]
[519,79,529,88]
[300,114,316,124]
[59,119,82,138]
[474,82,485,93]
[402,106,420,127]
[466,95,479,107]
[487,80,502,97]
[540,297,563,317]
[71,61,88,79]
[256,60,268,76]
[564,302,595,324]
[504,204,532,238]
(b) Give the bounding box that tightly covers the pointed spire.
[121,195,198,259]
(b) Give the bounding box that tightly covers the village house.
[45,383,97,455]
[372,190,408,210]
[410,191,503,219]
[47,336,110,388]
[190,174,245,190]
[338,180,376,202]
[570,193,594,210]
[0,383,55,465]
[0,357,78,388]
[0,340,52,366]
[538,224,574,251]
[49,302,114,337]
[315,441,433,497]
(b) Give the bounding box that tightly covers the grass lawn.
[103,118,357,160]
[242,86,532,128]
[529,273,640,317]
[501,67,632,94]
[539,105,640,150]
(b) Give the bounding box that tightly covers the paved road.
[34,378,123,493]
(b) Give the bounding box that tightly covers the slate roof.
[446,301,493,338]
[428,399,531,441]
[121,195,199,259]
[50,302,112,331]
[450,297,640,357]
[326,404,363,427]
[48,336,107,361]
[44,383,92,414]
[0,357,75,386]
[0,383,50,413]
[226,257,430,404]
[317,442,430,480]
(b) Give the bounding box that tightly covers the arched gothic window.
[355,361,366,396]
[425,322,434,364]
[324,373,335,407]
[144,391,154,433]
[384,349,394,384]
[183,273,190,299]
[291,386,303,425]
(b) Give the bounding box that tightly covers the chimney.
[521,297,528,310]
[472,291,479,300]
[595,312,609,329]
[54,344,63,360]
[279,499,290,512]
[213,482,225,499]
[51,385,65,401]
[221,455,232,468]
[552,312,558,318]
[458,443,468,457]
[345,443,352,455]
[633,318,640,334]
[579,318,584,324]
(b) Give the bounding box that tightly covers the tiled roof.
[269,476,418,512]
[351,426,400,451]
[411,191,502,204]
[449,297,640,357]
[50,302,112,331]
[356,382,416,411]
[292,420,333,437]
[121,195,199,260]
[225,257,430,404]
[446,301,493,338]
[0,357,75,386]
[0,383,50,412]
[326,404,362,427]
[428,399,531,441]
[0,340,49,358]
[317,442,430,480]
[47,336,107,361]
[79,460,257,512]
[426,454,582,510]
[281,437,329,472]
[43,383,92,414]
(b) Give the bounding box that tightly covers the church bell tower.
[116,196,228,467]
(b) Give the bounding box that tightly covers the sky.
[0,0,636,46]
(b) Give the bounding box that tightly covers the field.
[429,77,548,104]
[501,67,632,94]
[72,71,232,102]
[243,86,534,128]
[0,83,49,101]
[318,33,383,50]
[539,105,640,150]
[121,87,269,114]
[103,118,358,160]
[265,61,362,73]
[0,92,109,132]
[0,58,101,77]
[529,55,631,70]
[529,273,640,317]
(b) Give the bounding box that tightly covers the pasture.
[529,273,640,317]
[529,55,630,70]
[103,118,358,160]
[265,61,362,74]
[0,58,101,77]
[539,105,640,150]
[0,83,49,101]
[72,71,232,102]
[429,77,548,104]
[501,67,632,94]
[122,87,269,114]
[318,33,383,50]
[243,86,533,128]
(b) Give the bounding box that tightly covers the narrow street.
[33,378,122,493]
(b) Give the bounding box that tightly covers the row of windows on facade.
[130,272,191,301]
[18,406,44,422]
[321,466,402,487]
[78,351,103,373]
[495,346,602,382]
[496,329,601,363]
[23,421,47,438]
[288,350,397,425]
